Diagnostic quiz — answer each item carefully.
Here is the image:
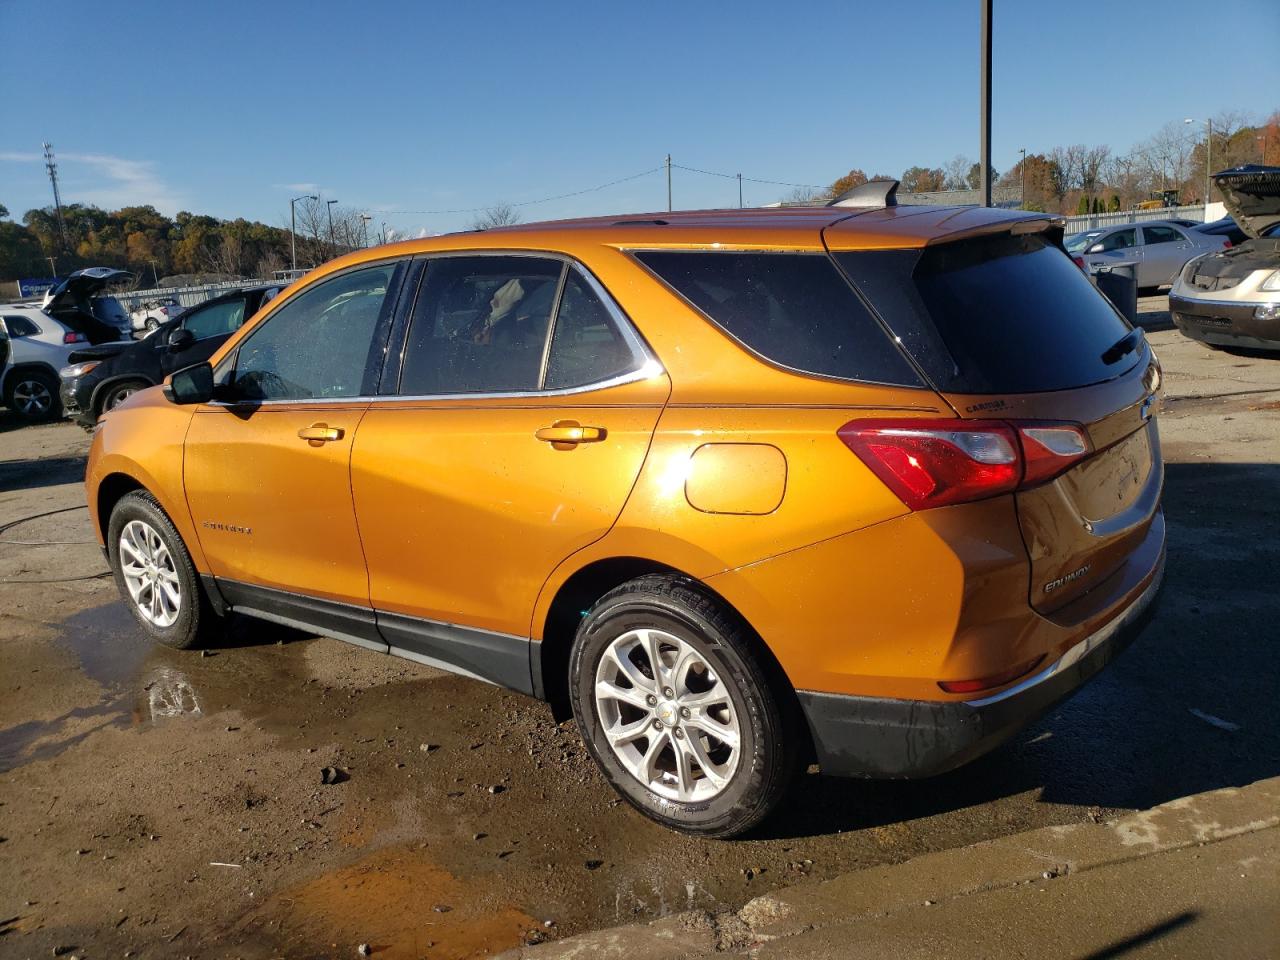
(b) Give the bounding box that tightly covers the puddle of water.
[262,846,538,958]
[53,601,156,689]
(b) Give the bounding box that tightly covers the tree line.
[811,109,1278,214]
[0,197,375,285]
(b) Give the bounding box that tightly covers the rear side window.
[544,272,638,390]
[1142,225,1183,245]
[635,251,921,386]
[4,315,40,338]
[399,256,563,395]
[835,233,1135,395]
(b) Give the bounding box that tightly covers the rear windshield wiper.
[1101,327,1144,365]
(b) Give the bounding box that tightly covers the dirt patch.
[257,846,540,958]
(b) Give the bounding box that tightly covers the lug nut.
[674,728,684,739]
[646,694,657,706]
[663,688,674,699]
[680,706,691,719]
[653,719,664,730]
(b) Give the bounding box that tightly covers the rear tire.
[569,574,799,838]
[5,370,60,423]
[107,491,222,650]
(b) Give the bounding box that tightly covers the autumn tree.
[829,169,868,198]
[901,166,946,193]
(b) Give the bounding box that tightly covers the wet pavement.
[1,318,1279,958]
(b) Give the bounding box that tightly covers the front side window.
[1097,229,1136,252]
[184,299,246,341]
[399,256,562,395]
[229,263,397,401]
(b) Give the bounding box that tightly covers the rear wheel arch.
[2,361,59,394]
[537,557,805,750]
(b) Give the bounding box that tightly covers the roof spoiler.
[827,179,899,209]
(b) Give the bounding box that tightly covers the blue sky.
[2,0,1277,237]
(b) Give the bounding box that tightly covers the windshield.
[1064,231,1103,253]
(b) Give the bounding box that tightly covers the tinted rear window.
[835,234,1135,395]
[635,251,921,387]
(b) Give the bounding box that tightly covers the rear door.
[350,254,668,684]
[1140,224,1193,286]
[831,228,1162,616]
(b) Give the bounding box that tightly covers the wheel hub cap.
[118,519,181,628]
[593,628,742,803]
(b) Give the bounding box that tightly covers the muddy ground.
[2,300,1278,959]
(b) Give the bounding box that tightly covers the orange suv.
[86,187,1165,837]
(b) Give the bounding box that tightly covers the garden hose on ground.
[0,504,111,584]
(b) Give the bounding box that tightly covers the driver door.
[160,296,249,376]
[183,261,405,642]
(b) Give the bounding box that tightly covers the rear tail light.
[1222,240,1232,249]
[838,418,1093,511]
[1072,255,1087,270]
[63,332,86,344]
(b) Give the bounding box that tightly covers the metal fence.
[110,279,270,313]
[1062,204,1207,234]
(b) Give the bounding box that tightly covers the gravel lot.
[2,298,1278,958]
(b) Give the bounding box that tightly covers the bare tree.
[255,247,285,279]
[781,185,827,205]
[470,203,521,230]
[943,154,973,191]
[202,232,245,276]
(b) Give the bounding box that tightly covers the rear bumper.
[799,550,1164,779]
[1169,293,1280,350]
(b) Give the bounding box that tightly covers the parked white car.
[129,297,183,333]
[0,305,87,422]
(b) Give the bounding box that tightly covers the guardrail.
[111,279,270,313]
[1062,204,1207,233]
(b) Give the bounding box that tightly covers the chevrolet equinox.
[86,184,1165,837]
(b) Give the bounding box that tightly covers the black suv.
[61,284,283,429]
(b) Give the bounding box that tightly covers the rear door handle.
[297,423,344,443]
[535,420,606,445]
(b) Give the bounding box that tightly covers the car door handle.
[535,421,606,445]
[297,423,344,443]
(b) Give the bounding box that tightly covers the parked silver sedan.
[1065,220,1228,289]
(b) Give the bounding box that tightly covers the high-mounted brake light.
[838,418,1093,511]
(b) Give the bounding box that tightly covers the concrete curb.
[501,776,1280,958]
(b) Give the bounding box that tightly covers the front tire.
[569,575,798,838]
[107,491,221,649]
[98,379,149,416]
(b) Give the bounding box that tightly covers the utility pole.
[737,173,743,208]
[1018,147,1026,207]
[46,256,57,278]
[326,199,338,257]
[979,0,993,207]
[1185,118,1212,204]
[290,194,317,273]
[380,221,388,244]
[42,142,69,253]
[665,154,672,212]
[359,214,372,248]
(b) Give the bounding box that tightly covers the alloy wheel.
[118,519,181,627]
[593,627,742,802]
[13,379,52,417]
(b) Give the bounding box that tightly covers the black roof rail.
[827,179,899,209]
[611,218,669,226]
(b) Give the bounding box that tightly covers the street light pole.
[737,173,743,208]
[290,194,317,273]
[665,154,672,212]
[979,0,993,207]
[326,199,339,257]
[1018,147,1026,207]
[359,214,372,248]
[380,221,388,244]
[46,256,56,278]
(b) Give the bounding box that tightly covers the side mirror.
[166,362,214,405]
[1086,243,1105,254]
[167,328,195,352]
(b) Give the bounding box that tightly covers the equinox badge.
[1044,565,1091,593]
